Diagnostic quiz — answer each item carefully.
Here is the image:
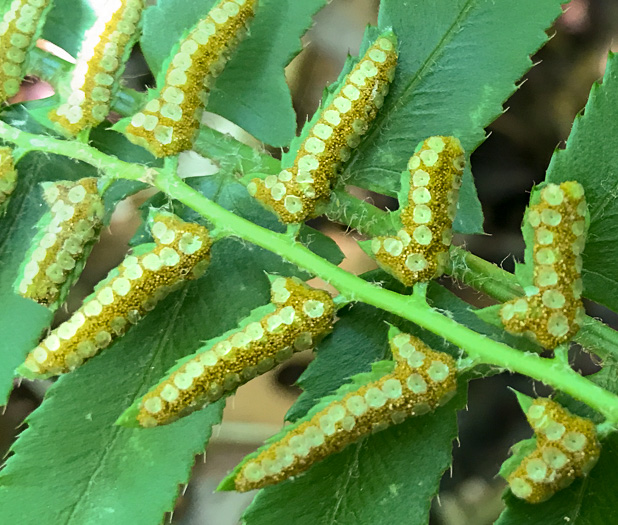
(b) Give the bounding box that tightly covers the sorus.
[507,397,600,503]
[500,182,588,348]
[248,30,398,223]
[16,178,104,308]
[49,0,146,136]
[120,276,335,428]
[123,0,258,157]
[19,212,212,378]
[0,0,53,101]
[0,147,17,212]
[369,136,464,286]
[225,329,457,492]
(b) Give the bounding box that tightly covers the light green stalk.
[2,120,618,424]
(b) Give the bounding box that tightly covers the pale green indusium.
[122,0,258,157]
[0,147,17,212]
[48,0,145,136]
[18,212,212,378]
[248,30,398,223]
[500,181,588,348]
[0,0,53,102]
[118,276,335,428]
[505,397,600,503]
[15,178,104,309]
[219,327,457,492]
[366,136,464,286]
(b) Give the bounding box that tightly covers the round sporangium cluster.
[248,30,398,223]
[0,147,17,212]
[19,212,212,378]
[370,136,464,286]
[133,276,335,427]
[0,0,52,101]
[507,398,600,503]
[232,330,457,492]
[500,181,588,348]
[16,178,104,307]
[124,0,257,157]
[49,0,146,136]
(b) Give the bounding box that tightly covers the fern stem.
[2,120,618,423]
[153,171,618,424]
[329,188,618,362]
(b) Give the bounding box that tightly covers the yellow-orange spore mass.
[0,0,52,102]
[370,136,464,286]
[136,277,335,427]
[124,0,257,157]
[20,213,212,378]
[234,332,457,492]
[17,178,104,306]
[248,31,398,223]
[507,398,600,503]
[49,0,145,136]
[0,147,17,211]
[500,182,588,348]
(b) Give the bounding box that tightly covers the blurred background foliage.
[2,0,618,523]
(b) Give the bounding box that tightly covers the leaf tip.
[216,472,238,492]
[357,238,374,258]
[387,323,401,340]
[510,388,533,414]
[15,364,47,381]
[115,403,141,428]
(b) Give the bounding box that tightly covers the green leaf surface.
[0,168,330,523]
[496,433,618,525]
[546,52,618,312]
[41,0,95,58]
[193,127,280,178]
[340,0,566,234]
[140,0,328,147]
[0,102,166,403]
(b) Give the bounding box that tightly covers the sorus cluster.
[49,0,145,136]
[16,178,104,308]
[0,0,52,101]
[500,181,588,348]
[124,0,257,157]
[19,212,212,378]
[368,136,464,286]
[0,147,17,212]
[248,31,398,223]
[125,276,335,428]
[507,398,600,503]
[228,329,457,492]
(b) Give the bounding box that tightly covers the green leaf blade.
[343,0,567,234]
[0,281,226,525]
[0,162,336,523]
[242,280,496,525]
[41,0,95,58]
[546,52,618,312]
